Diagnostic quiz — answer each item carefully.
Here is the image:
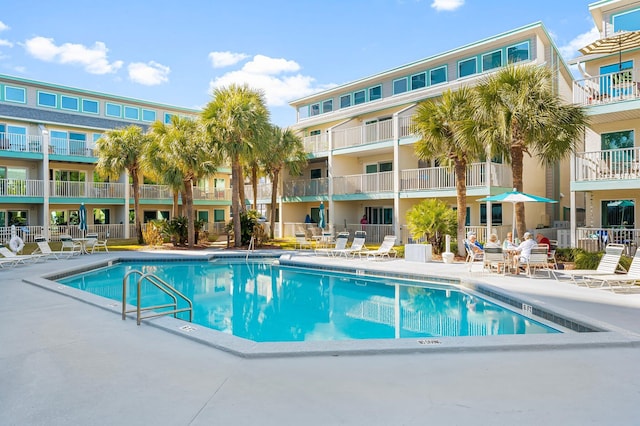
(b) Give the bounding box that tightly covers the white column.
[39,125,50,240]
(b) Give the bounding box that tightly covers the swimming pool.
[56,258,559,342]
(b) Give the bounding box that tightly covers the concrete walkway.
[1,250,639,425]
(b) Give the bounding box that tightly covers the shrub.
[143,220,165,248]
[163,216,188,246]
[405,199,456,254]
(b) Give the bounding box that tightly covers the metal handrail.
[121,269,193,325]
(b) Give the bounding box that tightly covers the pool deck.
[2,249,640,425]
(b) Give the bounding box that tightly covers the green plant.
[226,210,263,246]
[574,250,603,270]
[405,199,456,254]
[143,220,165,247]
[163,216,188,246]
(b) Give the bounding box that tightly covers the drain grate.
[179,325,197,332]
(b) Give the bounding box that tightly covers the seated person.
[512,232,537,274]
[502,232,518,251]
[485,233,501,248]
[467,233,484,254]
[536,233,551,253]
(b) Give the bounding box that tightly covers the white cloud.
[557,26,600,59]
[0,39,13,48]
[128,61,171,85]
[23,36,123,74]
[0,21,9,32]
[431,0,464,12]
[208,51,248,68]
[208,54,334,107]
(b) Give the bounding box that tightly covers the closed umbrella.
[579,30,640,71]
[318,202,325,230]
[478,189,557,239]
[79,202,88,237]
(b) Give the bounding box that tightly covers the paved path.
[1,250,639,425]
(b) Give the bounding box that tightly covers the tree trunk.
[172,191,179,218]
[454,160,467,257]
[251,165,258,210]
[131,169,143,244]
[231,155,242,247]
[269,169,280,239]
[185,179,195,248]
[511,138,526,239]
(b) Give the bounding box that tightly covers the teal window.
[379,161,392,172]
[92,133,102,143]
[601,199,635,227]
[507,41,530,64]
[38,91,57,108]
[310,103,320,116]
[124,106,139,120]
[164,113,174,124]
[613,7,640,32]
[106,103,122,117]
[354,90,365,105]
[322,99,332,113]
[369,85,382,101]
[393,78,408,95]
[93,208,110,225]
[214,209,225,222]
[61,95,79,111]
[310,168,322,179]
[309,129,321,136]
[197,211,209,222]
[82,99,99,114]
[6,125,26,149]
[142,109,156,122]
[430,66,447,85]
[482,50,502,71]
[411,73,426,90]
[340,94,351,108]
[480,203,503,225]
[601,130,634,150]
[5,86,26,103]
[297,105,309,119]
[365,164,378,174]
[458,58,477,78]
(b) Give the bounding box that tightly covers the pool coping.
[23,252,640,358]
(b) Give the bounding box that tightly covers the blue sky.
[1,0,599,127]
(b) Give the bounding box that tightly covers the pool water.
[57,260,559,342]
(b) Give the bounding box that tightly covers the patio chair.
[295,232,313,250]
[583,249,640,291]
[0,243,46,264]
[553,243,626,284]
[523,244,552,278]
[32,236,75,260]
[315,232,349,256]
[365,235,397,260]
[483,247,506,275]
[547,240,558,269]
[464,240,484,271]
[60,235,82,255]
[92,233,109,253]
[334,231,368,258]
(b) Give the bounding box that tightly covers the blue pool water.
[56,260,559,342]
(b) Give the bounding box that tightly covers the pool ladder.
[122,270,193,325]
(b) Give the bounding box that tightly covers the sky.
[0,0,600,127]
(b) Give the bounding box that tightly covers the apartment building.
[570,0,640,251]
[0,74,231,242]
[282,22,574,243]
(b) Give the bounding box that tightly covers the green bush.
[143,220,165,247]
[405,199,456,254]
[163,216,188,246]
[226,210,263,246]
[574,250,603,269]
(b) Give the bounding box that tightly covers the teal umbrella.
[318,202,325,229]
[478,189,557,238]
[79,202,88,236]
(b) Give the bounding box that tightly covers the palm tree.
[413,88,483,256]
[201,84,270,247]
[475,65,588,238]
[95,125,151,244]
[262,126,308,239]
[149,116,219,248]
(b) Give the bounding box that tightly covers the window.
[411,73,426,90]
[61,95,79,111]
[197,211,209,223]
[142,109,156,122]
[214,209,225,222]
[93,208,110,225]
[310,168,322,179]
[309,130,321,136]
[6,126,26,150]
[82,99,99,114]
[365,164,378,174]
[482,50,502,72]
[4,86,26,103]
[369,85,382,101]
[50,130,67,154]
[601,130,634,150]
[480,203,503,225]
[69,132,87,155]
[507,41,530,64]
[322,99,333,113]
[0,167,27,196]
[364,206,393,225]
[340,94,351,108]
[37,91,57,108]
[8,210,28,226]
[310,103,320,116]
[297,105,309,119]
[430,66,447,85]
[458,58,477,78]
[164,113,174,124]
[379,161,393,172]
[143,210,169,222]
[393,78,408,95]
[106,103,122,117]
[353,90,366,105]
[601,199,635,227]
[124,106,139,120]
[54,169,86,182]
[613,7,640,32]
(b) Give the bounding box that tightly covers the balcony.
[192,187,231,201]
[244,183,273,201]
[283,177,328,198]
[0,133,43,154]
[303,133,329,154]
[333,171,393,195]
[50,137,94,158]
[401,162,511,191]
[333,120,393,149]
[575,147,640,181]
[573,70,640,106]
[134,184,173,200]
[51,181,125,198]
[0,179,44,197]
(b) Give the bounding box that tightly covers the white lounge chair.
[294,232,313,249]
[553,243,626,284]
[483,247,506,275]
[333,231,367,258]
[315,232,349,256]
[91,233,109,253]
[364,235,397,260]
[32,237,76,259]
[523,244,552,278]
[0,243,45,264]
[583,249,640,291]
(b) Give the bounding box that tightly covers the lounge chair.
[464,240,484,271]
[553,243,626,284]
[32,237,76,259]
[583,249,640,291]
[0,243,45,264]
[333,231,367,258]
[295,232,313,249]
[483,247,506,275]
[364,235,397,260]
[522,244,552,278]
[92,233,109,253]
[315,232,349,256]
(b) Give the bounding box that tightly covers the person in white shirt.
[512,232,537,274]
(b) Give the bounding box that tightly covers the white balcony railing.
[0,179,44,197]
[135,184,173,199]
[50,137,95,157]
[333,120,393,149]
[401,162,511,191]
[573,70,640,106]
[575,147,640,181]
[398,115,417,138]
[244,183,273,201]
[192,187,231,200]
[0,133,43,153]
[303,133,329,154]
[333,171,393,195]
[283,178,329,197]
[50,181,125,198]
